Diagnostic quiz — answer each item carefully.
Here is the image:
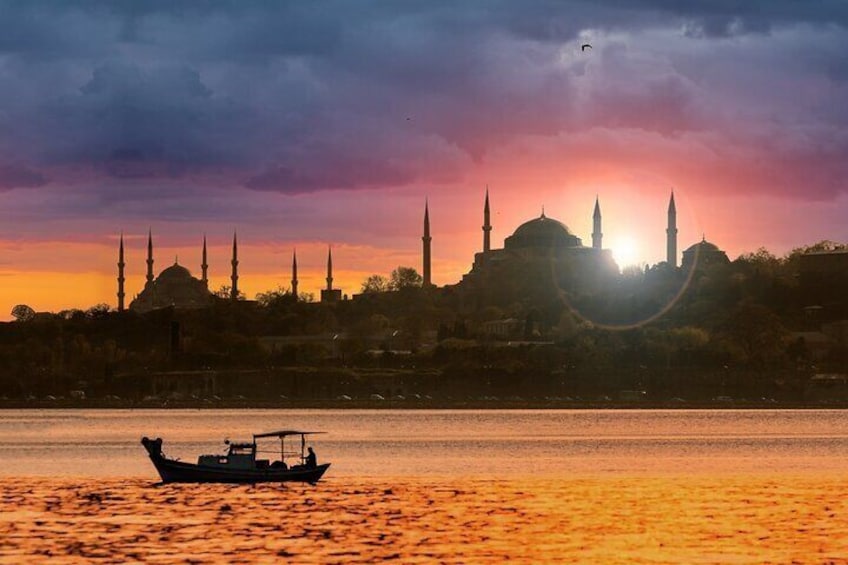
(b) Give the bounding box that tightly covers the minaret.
[201,234,208,287]
[145,228,154,287]
[117,232,125,312]
[321,246,342,303]
[326,246,333,291]
[667,191,678,267]
[291,249,299,301]
[592,196,602,250]
[482,187,491,253]
[422,199,432,286]
[230,231,239,300]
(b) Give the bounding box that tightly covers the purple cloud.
[0,0,845,208]
[0,163,48,190]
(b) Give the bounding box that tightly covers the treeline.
[1,243,846,401]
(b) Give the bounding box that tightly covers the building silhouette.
[291,249,299,301]
[230,231,239,301]
[453,193,619,305]
[129,232,214,313]
[320,246,342,303]
[667,192,678,267]
[483,187,492,253]
[117,232,126,312]
[592,196,602,251]
[682,237,730,271]
[422,200,432,287]
[117,189,723,312]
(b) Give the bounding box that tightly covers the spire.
[291,248,299,301]
[422,199,432,287]
[117,232,125,312]
[667,190,678,267]
[145,228,154,286]
[592,196,602,250]
[482,186,491,253]
[230,231,239,300]
[423,198,430,238]
[201,234,208,287]
[326,246,333,291]
[541,205,546,219]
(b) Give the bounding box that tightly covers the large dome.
[504,213,582,249]
[157,263,193,281]
[130,260,212,313]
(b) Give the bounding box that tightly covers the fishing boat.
[140,430,330,484]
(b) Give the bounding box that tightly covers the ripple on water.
[1,476,847,563]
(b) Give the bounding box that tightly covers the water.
[2,409,848,562]
[3,409,848,478]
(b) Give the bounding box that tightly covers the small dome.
[681,238,729,270]
[157,263,193,281]
[505,213,582,249]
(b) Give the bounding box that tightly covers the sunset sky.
[2,1,848,316]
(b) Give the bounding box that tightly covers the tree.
[85,303,111,319]
[389,266,423,290]
[361,274,390,293]
[214,285,246,300]
[621,264,645,280]
[719,303,788,368]
[10,304,35,322]
[736,247,781,279]
[789,240,847,255]
[255,286,292,306]
[57,309,85,321]
[783,240,848,276]
[738,247,779,265]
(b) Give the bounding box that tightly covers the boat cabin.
[196,430,323,470]
[198,441,268,469]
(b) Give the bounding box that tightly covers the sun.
[611,235,640,267]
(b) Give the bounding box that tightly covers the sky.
[1,0,848,316]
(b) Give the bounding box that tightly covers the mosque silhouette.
[117,191,728,313]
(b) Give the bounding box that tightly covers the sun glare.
[611,235,640,267]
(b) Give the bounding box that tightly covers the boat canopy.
[227,441,255,449]
[253,430,326,439]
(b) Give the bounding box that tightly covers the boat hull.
[141,437,330,484]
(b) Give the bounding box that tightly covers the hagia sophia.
[117,191,729,314]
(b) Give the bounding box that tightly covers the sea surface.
[1,409,847,563]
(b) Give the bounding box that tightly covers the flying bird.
[581,43,592,51]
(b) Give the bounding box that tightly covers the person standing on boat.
[305,446,317,469]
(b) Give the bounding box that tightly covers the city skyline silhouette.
[0,3,846,316]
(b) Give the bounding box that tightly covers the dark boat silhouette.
[141,430,330,484]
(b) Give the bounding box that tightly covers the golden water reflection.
[2,476,847,563]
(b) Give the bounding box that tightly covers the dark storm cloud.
[0,0,847,205]
[41,62,261,176]
[0,2,117,58]
[641,0,848,37]
[486,0,848,40]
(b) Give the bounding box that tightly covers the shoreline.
[1,399,845,410]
